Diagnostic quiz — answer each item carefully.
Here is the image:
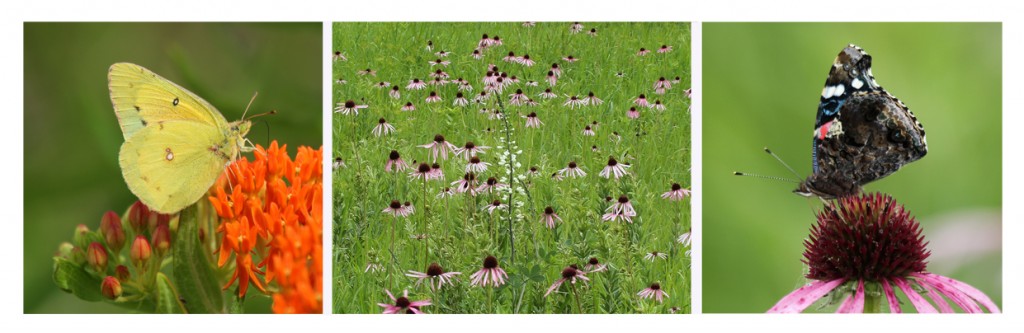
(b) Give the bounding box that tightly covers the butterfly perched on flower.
[795,44,927,199]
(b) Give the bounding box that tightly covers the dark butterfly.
[795,44,927,199]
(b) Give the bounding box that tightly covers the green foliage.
[333,22,692,314]
[702,23,1002,313]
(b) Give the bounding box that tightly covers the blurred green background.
[23,22,322,313]
[702,23,1001,313]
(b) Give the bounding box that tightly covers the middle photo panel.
[332,22,691,314]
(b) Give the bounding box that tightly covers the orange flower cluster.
[209,141,323,314]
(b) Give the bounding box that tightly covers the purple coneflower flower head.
[459,82,474,92]
[654,77,672,94]
[638,283,669,303]
[550,172,563,181]
[522,22,536,27]
[652,100,666,111]
[678,229,692,247]
[509,89,527,105]
[476,176,507,194]
[472,49,483,59]
[488,109,504,120]
[662,183,691,201]
[407,262,461,291]
[627,107,640,119]
[333,157,346,171]
[407,78,426,90]
[634,94,649,107]
[583,91,603,106]
[503,51,518,63]
[403,201,415,215]
[483,199,506,214]
[470,255,509,288]
[658,44,672,53]
[402,102,416,111]
[769,193,1000,314]
[585,257,607,273]
[540,88,557,99]
[389,85,401,99]
[558,161,587,178]
[603,195,637,223]
[684,87,692,98]
[570,22,583,34]
[563,55,578,63]
[599,157,631,179]
[478,34,492,48]
[587,28,598,36]
[429,163,445,180]
[333,51,347,61]
[550,63,561,77]
[591,145,599,152]
[546,71,557,86]
[453,92,469,106]
[372,118,396,137]
[374,81,391,89]
[524,112,543,128]
[673,76,682,84]
[466,156,490,173]
[637,47,651,56]
[582,125,595,136]
[491,35,502,46]
[527,166,540,176]
[409,162,435,181]
[334,100,368,115]
[451,172,478,195]
[564,95,585,109]
[525,80,538,86]
[357,68,376,76]
[378,289,431,314]
[430,69,449,79]
[383,200,413,218]
[429,77,448,86]
[644,251,667,261]
[435,50,449,57]
[520,54,534,66]
[419,134,458,161]
[425,40,433,51]
[455,141,489,160]
[335,78,347,85]
[436,187,454,199]
[540,206,562,229]
[544,265,589,297]
[474,91,491,103]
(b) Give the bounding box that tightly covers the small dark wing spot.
[141,119,148,126]
[173,97,180,106]
[134,105,141,112]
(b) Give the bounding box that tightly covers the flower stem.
[570,282,583,314]
[422,179,428,268]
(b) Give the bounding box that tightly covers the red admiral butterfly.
[795,44,927,199]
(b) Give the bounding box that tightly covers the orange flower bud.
[151,223,171,257]
[127,201,150,233]
[101,276,122,300]
[100,211,126,252]
[115,265,131,282]
[130,236,151,267]
[86,242,108,273]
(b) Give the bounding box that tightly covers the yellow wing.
[108,62,230,140]
[119,120,231,214]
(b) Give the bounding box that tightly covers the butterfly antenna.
[733,171,800,184]
[241,91,259,119]
[763,147,802,179]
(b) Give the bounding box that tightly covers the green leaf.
[52,257,104,302]
[171,203,226,313]
[155,273,187,313]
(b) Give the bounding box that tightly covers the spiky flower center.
[671,183,682,191]
[608,157,619,166]
[483,256,499,269]
[433,134,445,143]
[426,263,444,277]
[390,150,400,160]
[390,201,401,209]
[589,257,599,265]
[650,283,661,290]
[561,267,578,279]
[344,100,356,108]
[395,296,411,308]
[418,163,431,173]
[378,118,387,124]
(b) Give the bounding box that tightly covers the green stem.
[570,282,583,314]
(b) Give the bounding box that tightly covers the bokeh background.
[24,22,322,313]
[702,23,1001,313]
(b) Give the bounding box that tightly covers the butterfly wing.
[108,63,230,140]
[812,45,883,173]
[119,120,233,213]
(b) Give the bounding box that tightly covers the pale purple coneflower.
[673,76,682,84]
[372,118,396,137]
[383,200,413,218]
[550,172,564,181]
[402,102,416,111]
[385,150,410,173]
[615,71,625,78]
[584,257,607,273]
[558,161,587,178]
[374,81,391,89]
[492,35,503,46]
[520,54,535,66]
[627,107,641,119]
[768,193,1001,314]
[525,80,538,87]
[334,100,368,115]
[507,75,521,84]
[644,251,667,261]
[478,34,492,49]
[419,134,458,161]
[654,77,672,94]
[466,156,490,173]
[335,78,347,85]
[474,91,491,103]
[540,206,562,229]
[582,125,595,136]
[684,87,692,98]
[407,262,461,291]
[428,77,448,86]
[546,71,557,86]
[658,44,672,53]
[503,51,519,63]
[459,82,474,92]
[333,157,345,170]
[429,163,445,181]
[451,172,478,195]
[602,195,637,223]
[564,95,585,109]
[591,145,599,152]
[453,77,467,85]
[470,255,509,287]
[455,141,489,160]
[527,166,540,176]
[544,265,589,297]
[425,91,442,103]
[662,183,691,201]
[563,55,578,63]
[389,86,401,99]
[476,177,507,194]
[409,163,434,181]
[522,22,535,27]
[634,94,650,107]
[407,78,426,90]
[453,92,469,106]
[583,91,603,105]
[333,51,347,61]
[637,47,651,56]
[425,40,433,51]
[437,187,454,199]
[403,201,415,215]
[550,63,561,77]
[599,157,631,179]
[540,88,557,99]
[524,112,543,128]
[435,50,449,57]
[509,89,527,105]
[378,289,431,314]
[488,109,504,120]
[472,49,483,59]
[638,283,669,303]
[483,199,506,214]
[524,98,539,107]
[587,28,598,36]
[652,100,666,111]
[430,69,449,79]
[569,22,583,34]
[357,68,376,76]
[678,229,692,247]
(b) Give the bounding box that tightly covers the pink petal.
[893,277,938,313]
[881,279,902,313]
[917,279,956,313]
[768,278,845,313]
[836,280,865,313]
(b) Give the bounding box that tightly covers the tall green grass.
[333,22,690,314]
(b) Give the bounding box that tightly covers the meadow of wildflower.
[333,22,691,314]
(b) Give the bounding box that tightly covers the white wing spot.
[834,84,845,96]
[165,148,174,161]
[851,78,864,89]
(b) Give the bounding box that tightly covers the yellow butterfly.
[108,63,253,214]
